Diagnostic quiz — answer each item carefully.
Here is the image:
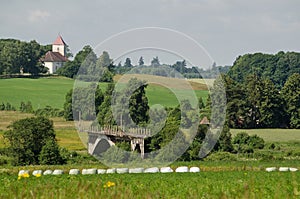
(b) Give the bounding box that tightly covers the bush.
[0,155,13,166]
[4,116,56,165]
[204,152,237,161]
[39,139,65,165]
[253,151,275,161]
[233,132,265,153]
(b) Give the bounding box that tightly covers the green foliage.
[64,84,104,121]
[101,146,129,163]
[282,73,300,128]
[205,151,237,161]
[233,132,265,154]
[128,78,149,125]
[224,73,287,128]
[35,106,64,117]
[39,139,65,165]
[19,101,33,113]
[3,117,56,165]
[0,39,50,75]
[57,45,96,78]
[228,51,300,88]
[0,102,16,111]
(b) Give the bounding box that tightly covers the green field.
[0,76,208,109]
[231,129,300,142]
[1,171,300,198]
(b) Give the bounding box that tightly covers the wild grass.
[1,171,300,198]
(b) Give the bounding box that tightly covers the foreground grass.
[1,171,300,198]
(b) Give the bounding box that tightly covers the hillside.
[0,76,208,109]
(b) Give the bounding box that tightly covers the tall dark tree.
[128,78,150,125]
[282,73,300,128]
[138,56,144,66]
[124,58,132,68]
[151,56,160,67]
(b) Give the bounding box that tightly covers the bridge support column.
[131,138,145,159]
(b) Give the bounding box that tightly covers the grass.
[231,129,300,142]
[0,76,208,109]
[1,171,300,198]
[0,111,84,151]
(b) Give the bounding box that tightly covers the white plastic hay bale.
[18,170,29,176]
[265,167,276,172]
[52,169,64,175]
[175,166,189,173]
[289,168,298,172]
[129,168,144,174]
[32,170,43,176]
[279,167,289,172]
[160,167,173,173]
[86,168,97,175]
[189,167,200,173]
[81,169,87,175]
[69,169,80,175]
[97,169,106,174]
[144,167,159,173]
[43,170,52,175]
[106,168,116,174]
[116,168,129,174]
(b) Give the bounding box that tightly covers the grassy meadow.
[0,76,208,109]
[1,171,300,198]
[1,76,300,199]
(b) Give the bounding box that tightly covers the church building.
[42,35,68,74]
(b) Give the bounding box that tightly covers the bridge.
[79,125,151,158]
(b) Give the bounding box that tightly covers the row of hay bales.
[18,166,201,176]
[265,167,298,172]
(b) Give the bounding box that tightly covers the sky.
[1,0,300,67]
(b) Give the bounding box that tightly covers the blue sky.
[1,0,300,66]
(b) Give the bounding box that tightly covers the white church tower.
[52,35,66,57]
[42,35,68,74]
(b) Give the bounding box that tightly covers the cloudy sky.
[1,0,300,66]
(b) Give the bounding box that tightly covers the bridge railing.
[81,125,152,138]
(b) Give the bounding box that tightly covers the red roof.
[53,35,66,45]
[200,117,210,125]
[42,51,68,62]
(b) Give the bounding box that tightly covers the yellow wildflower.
[17,173,30,180]
[34,173,42,177]
[104,181,115,188]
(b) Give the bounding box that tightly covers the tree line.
[0,39,51,75]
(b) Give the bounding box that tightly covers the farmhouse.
[42,35,68,74]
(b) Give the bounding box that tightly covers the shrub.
[204,152,237,161]
[39,139,65,165]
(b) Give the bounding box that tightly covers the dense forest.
[228,51,300,88]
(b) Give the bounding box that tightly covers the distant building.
[42,35,68,74]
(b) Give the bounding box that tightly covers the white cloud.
[28,9,50,22]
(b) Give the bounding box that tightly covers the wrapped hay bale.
[175,166,188,173]
[144,167,159,173]
[189,167,200,173]
[160,167,173,173]
[129,168,144,174]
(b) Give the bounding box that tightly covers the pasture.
[0,76,208,109]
